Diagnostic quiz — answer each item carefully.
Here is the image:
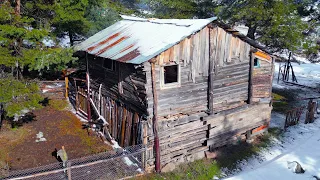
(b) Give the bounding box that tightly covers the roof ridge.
[120,15,217,27]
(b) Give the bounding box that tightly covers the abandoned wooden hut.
[74,15,274,172]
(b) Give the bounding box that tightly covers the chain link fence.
[2,144,146,180]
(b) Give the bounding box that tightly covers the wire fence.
[2,144,146,180]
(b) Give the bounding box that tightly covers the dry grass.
[49,99,68,111]
[0,123,34,176]
[58,112,110,154]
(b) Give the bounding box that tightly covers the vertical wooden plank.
[215,27,222,73]
[117,105,122,141]
[185,38,191,66]
[209,26,218,114]
[199,29,206,75]
[125,111,133,146]
[156,55,160,65]
[204,27,210,76]
[174,44,180,64]
[159,52,164,66]
[219,28,226,66]
[248,52,255,104]
[132,113,139,145]
[115,102,118,140]
[164,49,170,63]
[112,100,115,137]
[239,41,245,62]
[65,76,68,98]
[124,110,130,147]
[143,122,148,145]
[191,33,199,82]
[120,107,127,146]
[197,31,202,74]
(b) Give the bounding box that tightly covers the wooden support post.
[74,80,79,113]
[306,99,316,124]
[98,84,102,114]
[151,62,161,173]
[86,72,91,123]
[269,57,275,102]
[248,52,255,104]
[277,62,281,83]
[208,26,217,114]
[65,76,69,99]
[67,162,71,180]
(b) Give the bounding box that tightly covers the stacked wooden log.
[145,112,209,170]
[144,103,272,171]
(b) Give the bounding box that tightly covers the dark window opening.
[254,58,260,68]
[95,57,104,65]
[103,59,115,70]
[164,65,178,84]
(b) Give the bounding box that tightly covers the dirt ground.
[0,100,112,171]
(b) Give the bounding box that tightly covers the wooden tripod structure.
[277,52,298,83]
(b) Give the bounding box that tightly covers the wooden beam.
[151,62,161,173]
[248,52,255,104]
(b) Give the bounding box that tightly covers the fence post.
[65,76,69,99]
[67,161,71,180]
[305,99,316,124]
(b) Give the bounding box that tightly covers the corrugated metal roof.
[75,15,217,64]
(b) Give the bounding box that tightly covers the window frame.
[102,58,116,71]
[160,63,181,89]
[254,57,261,68]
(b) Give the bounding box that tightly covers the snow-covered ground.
[223,62,320,179]
[225,118,320,180]
[274,62,320,88]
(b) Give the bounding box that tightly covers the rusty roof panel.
[75,15,217,64]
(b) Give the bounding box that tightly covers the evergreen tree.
[0,0,76,76]
[0,77,42,118]
[217,0,307,52]
[52,0,90,46]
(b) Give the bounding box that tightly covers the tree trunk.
[15,0,21,15]
[69,31,74,47]
[15,0,22,79]
[247,25,257,40]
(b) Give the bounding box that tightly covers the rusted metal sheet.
[75,15,217,64]
[254,51,271,61]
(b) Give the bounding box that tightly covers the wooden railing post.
[67,161,71,180]
[65,76,69,99]
[248,52,255,104]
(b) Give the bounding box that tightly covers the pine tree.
[217,0,307,52]
[0,0,77,76]
[0,77,42,118]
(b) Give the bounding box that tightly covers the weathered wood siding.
[144,103,272,171]
[142,24,274,171]
[205,103,272,149]
[252,54,273,102]
[88,55,147,114]
[145,27,210,118]
[209,26,251,112]
[87,55,147,146]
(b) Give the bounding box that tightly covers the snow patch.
[274,62,320,88]
[224,119,320,180]
[35,131,47,142]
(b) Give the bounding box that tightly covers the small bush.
[49,99,68,111]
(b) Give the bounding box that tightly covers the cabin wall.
[144,103,272,171]
[209,26,251,112]
[87,55,147,146]
[145,27,210,119]
[251,55,274,103]
[88,54,147,114]
[143,25,273,172]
